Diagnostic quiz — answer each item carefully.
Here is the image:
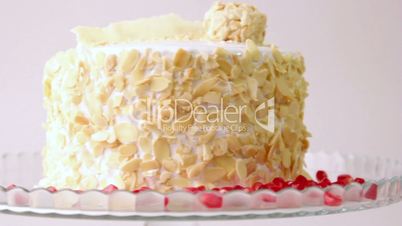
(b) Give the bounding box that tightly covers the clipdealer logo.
[254,97,275,133]
[141,97,275,133]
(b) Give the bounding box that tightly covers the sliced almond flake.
[91,130,109,142]
[107,130,117,143]
[186,162,206,178]
[176,144,191,154]
[173,48,191,68]
[255,147,267,164]
[160,172,172,184]
[245,39,261,61]
[71,94,83,105]
[168,177,191,187]
[150,76,171,92]
[131,56,147,82]
[123,173,137,190]
[113,75,126,91]
[231,65,242,79]
[111,95,123,108]
[282,148,291,168]
[241,145,258,158]
[118,144,137,156]
[252,68,268,84]
[201,144,213,161]
[92,143,104,157]
[212,139,228,156]
[139,160,160,171]
[119,50,140,73]
[178,153,197,168]
[73,114,89,125]
[153,137,171,162]
[247,77,259,101]
[226,169,235,181]
[80,176,98,189]
[235,159,248,180]
[162,159,177,172]
[269,129,282,146]
[246,160,257,175]
[217,59,232,75]
[204,167,226,183]
[198,127,217,144]
[282,128,298,149]
[239,55,253,75]
[182,68,196,82]
[272,46,284,65]
[63,72,78,88]
[202,91,221,104]
[214,47,231,58]
[76,131,89,145]
[276,77,292,97]
[192,77,218,97]
[114,123,138,144]
[227,135,241,155]
[143,153,153,161]
[122,159,142,172]
[138,136,152,153]
[212,155,235,172]
[105,55,117,73]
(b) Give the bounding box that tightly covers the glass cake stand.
[0,151,401,225]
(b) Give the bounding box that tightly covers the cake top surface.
[73,2,267,47]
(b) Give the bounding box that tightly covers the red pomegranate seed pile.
[181,171,367,194]
[3,170,378,209]
[4,170,372,197]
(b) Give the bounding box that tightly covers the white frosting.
[83,41,274,55]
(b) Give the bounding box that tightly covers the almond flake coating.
[41,40,309,192]
[204,2,267,44]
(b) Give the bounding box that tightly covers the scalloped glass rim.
[0,151,401,220]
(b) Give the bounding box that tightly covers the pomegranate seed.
[199,193,223,208]
[233,185,244,190]
[319,178,331,188]
[132,186,150,193]
[102,184,118,193]
[261,193,276,203]
[324,191,343,206]
[273,177,286,187]
[164,196,169,207]
[337,174,353,186]
[140,186,150,191]
[295,175,308,184]
[364,184,378,200]
[196,185,206,192]
[291,182,306,191]
[185,187,199,193]
[305,180,318,187]
[263,182,282,192]
[212,188,220,192]
[6,184,16,190]
[252,182,263,191]
[47,186,58,193]
[221,186,234,192]
[354,177,365,184]
[316,170,328,182]
[291,175,308,190]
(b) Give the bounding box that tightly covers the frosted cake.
[40,2,310,192]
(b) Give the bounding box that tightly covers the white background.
[0,0,401,225]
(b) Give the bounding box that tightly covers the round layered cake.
[40,2,310,192]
